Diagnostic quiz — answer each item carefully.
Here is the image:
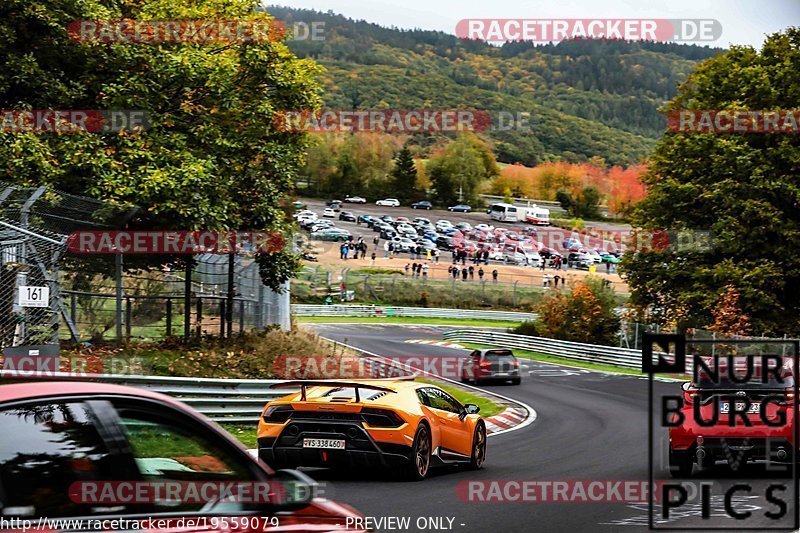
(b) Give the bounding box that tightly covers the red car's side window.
[0,401,128,518]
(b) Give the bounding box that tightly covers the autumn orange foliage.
[491,161,647,216]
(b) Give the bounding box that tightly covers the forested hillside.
[266,6,723,166]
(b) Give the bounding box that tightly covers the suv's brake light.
[785,388,795,404]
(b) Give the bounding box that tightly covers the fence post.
[219,300,226,338]
[226,254,234,339]
[183,262,191,342]
[115,254,123,342]
[125,297,132,340]
[256,284,265,328]
[513,280,519,307]
[70,293,77,325]
[239,300,244,334]
[165,299,172,337]
[196,297,203,338]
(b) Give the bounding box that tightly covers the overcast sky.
[269,0,798,48]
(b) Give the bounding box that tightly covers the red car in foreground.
[0,381,366,531]
[668,355,796,477]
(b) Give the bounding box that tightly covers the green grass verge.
[222,424,259,448]
[296,315,520,329]
[459,341,643,376]
[220,379,505,446]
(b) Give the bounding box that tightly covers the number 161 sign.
[18,286,49,307]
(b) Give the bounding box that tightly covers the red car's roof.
[0,380,184,407]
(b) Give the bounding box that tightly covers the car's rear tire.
[404,424,431,481]
[669,450,693,478]
[468,423,486,470]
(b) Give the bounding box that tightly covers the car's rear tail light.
[361,408,405,428]
[263,404,293,423]
[785,388,795,404]
[683,387,697,405]
[510,360,520,367]
[479,361,492,369]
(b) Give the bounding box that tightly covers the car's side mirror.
[270,469,317,511]
[465,403,480,414]
[460,403,480,420]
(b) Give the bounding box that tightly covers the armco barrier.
[14,373,294,423]
[292,304,536,322]
[443,330,641,369]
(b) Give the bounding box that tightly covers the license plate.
[720,402,760,414]
[303,438,345,449]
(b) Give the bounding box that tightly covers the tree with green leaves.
[427,133,498,206]
[622,28,800,335]
[389,146,418,201]
[556,186,602,218]
[0,0,323,290]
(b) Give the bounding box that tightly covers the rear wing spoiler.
[270,380,398,402]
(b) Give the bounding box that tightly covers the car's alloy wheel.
[406,424,431,481]
[469,423,486,470]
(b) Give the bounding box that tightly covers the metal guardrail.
[292,304,536,322]
[443,330,641,369]
[19,372,295,423]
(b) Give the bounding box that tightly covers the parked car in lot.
[358,214,375,225]
[435,220,454,232]
[395,223,418,237]
[600,251,621,264]
[502,245,542,267]
[0,381,366,530]
[474,223,494,232]
[344,195,367,203]
[411,201,432,210]
[392,237,417,252]
[461,349,521,385]
[413,216,431,225]
[323,208,337,218]
[448,204,472,213]
[455,222,472,231]
[259,380,486,480]
[338,211,357,222]
[308,220,335,233]
[376,198,401,207]
[379,215,395,223]
[567,252,594,269]
[436,235,454,250]
[312,228,352,242]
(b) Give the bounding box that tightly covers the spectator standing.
[478,267,484,281]
[384,241,390,258]
[462,267,468,281]
[492,269,498,283]
[422,263,428,278]
[468,265,475,280]
[404,263,410,275]
[371,251,376,265]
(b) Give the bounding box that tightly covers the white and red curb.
[484,407,528,435]
[404,339,465,349]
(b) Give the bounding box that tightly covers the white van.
[489,203,519,222]
[525,205,550,226]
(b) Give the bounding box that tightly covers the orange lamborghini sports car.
[257,380,486,480]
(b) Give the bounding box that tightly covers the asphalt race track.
[302,324,798,532]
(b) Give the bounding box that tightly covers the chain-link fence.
[0,183,291,349]
[62,254,290,342]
